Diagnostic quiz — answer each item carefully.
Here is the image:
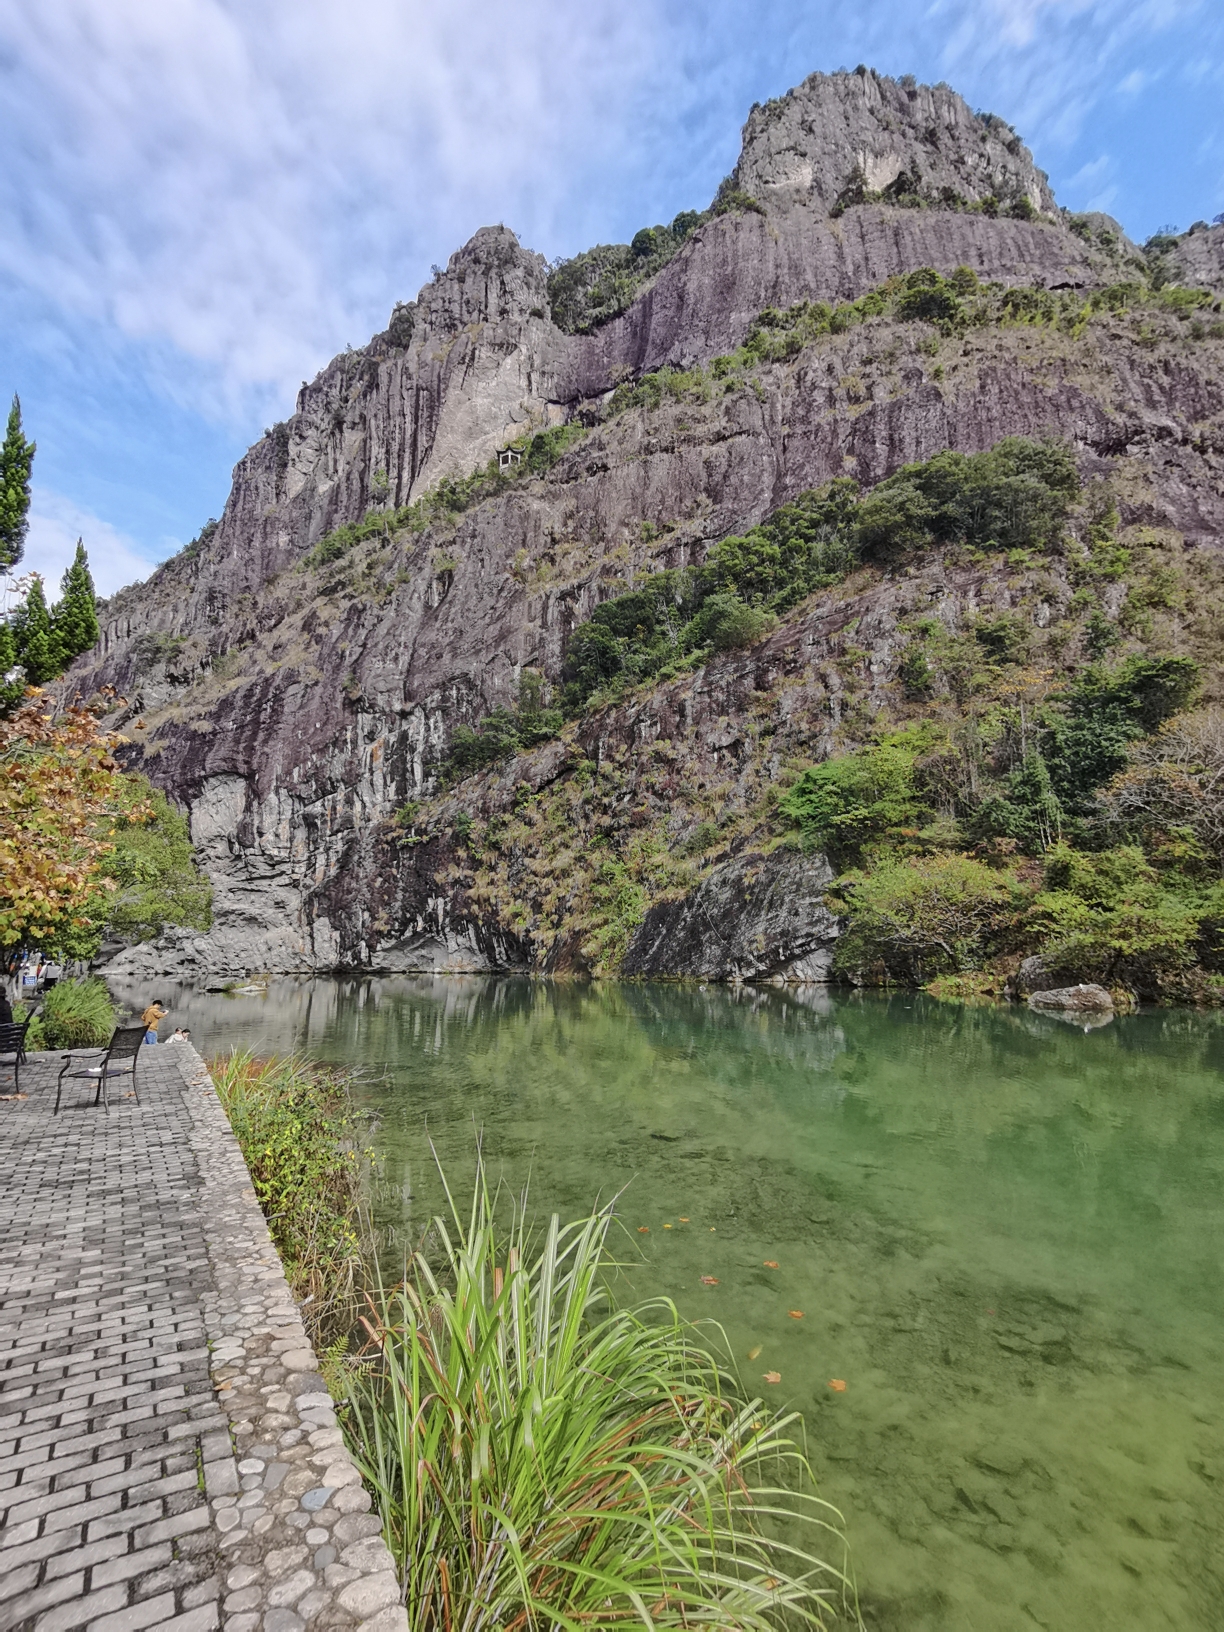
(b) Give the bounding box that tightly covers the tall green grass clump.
[211,1051,372,1344]
[40,977,116,1049]
[342,1157,858,1630]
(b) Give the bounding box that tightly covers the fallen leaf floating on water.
[763,1260,779,1269]
[700,1275,719,1286]
[747,1344,762,1361]
[663,1223,673,1229]
[763,1371,782,1384]
[709,1226,716,1232]
[679,1216,690,1222]
[638,1226,650,1234]
[788,1310,804,1320]
[828,1379,847,1392]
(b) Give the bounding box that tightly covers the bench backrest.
[106,1025,149,1062]
[0,1017,31,1056]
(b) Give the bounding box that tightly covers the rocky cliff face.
[733,68,1057,216]
[68,69,1224,984]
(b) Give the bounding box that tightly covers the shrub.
[102,778,213,943]
[441,671,564,783]
[211,1051,372,1346]
[341,1158,855,1630]
[831,852,1027,982]
[1098,708,1224,869]
[780,726,942,860]
[1026,844,1201,996]
[39,977,116,1049]
[895,269,964,328]
[681,592,773,652]
[1043,655,1199,815]
[855,438,1079,561]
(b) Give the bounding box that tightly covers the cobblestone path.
[0,1045,405,1632]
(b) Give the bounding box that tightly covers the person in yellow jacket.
[141,1000,168,1044]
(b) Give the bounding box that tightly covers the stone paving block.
[30,1584,129,1632]
[2,1047,402,1632]
[86,1589,176,1632]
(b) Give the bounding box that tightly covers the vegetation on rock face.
[559,437,1078,713]
[546,188,766,335]
[102,777,213,944]
[342,1154,856,1630]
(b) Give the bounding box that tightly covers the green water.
[160,976,1224,1630]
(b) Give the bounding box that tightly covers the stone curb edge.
[174,1046,407,1632]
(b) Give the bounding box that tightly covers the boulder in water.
[1028,984,1114,1014]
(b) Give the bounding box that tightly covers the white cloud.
[0,0,1218,459]
[0,0,679,421]
[14,491,160,603]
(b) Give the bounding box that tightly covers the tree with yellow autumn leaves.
[0,691,211,955]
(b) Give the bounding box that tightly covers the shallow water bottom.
[148,976,1224,1630]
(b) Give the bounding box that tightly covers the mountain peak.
[734,68,1057,218]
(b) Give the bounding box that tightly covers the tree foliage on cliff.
[559,437,1079,712]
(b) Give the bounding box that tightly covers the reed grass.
[341,1152,859,1630]
[210,1050,373,1346]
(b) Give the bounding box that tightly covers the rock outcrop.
[623,849,839,982]
[733,69,1057,216]
[62,70,1224,982]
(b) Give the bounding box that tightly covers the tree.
[0,693,145,949]
[0,620,22,716]
[53,540,100,663]
[11,575,62,684]
[0,396,35,570]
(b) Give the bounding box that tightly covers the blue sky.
[1,0,1221,600]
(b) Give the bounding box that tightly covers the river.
[137,975,1224,1631]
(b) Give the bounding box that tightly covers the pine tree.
[0,396,36,571]
[12,575,63,684]
[54,539,100,662]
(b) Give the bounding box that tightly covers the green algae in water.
[169,978,1224,1629]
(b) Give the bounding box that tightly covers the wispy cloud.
[18,490,158,602]
[0,0,680,420]
[0,0,1219,584]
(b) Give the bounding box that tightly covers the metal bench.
[0,1016,33,1096]
[55,1024,147,1113]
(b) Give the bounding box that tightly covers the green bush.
[39,978,116,1050]
[779,726,942,860]
[895,268,964,328]
[855,438,1079,561]
[212,1052,372,1345]
[103,779,213,943]
[442,671,564,783]
[1026,845,1201,996]
[831,851,1027,983]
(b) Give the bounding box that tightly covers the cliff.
[66,68,1224,984]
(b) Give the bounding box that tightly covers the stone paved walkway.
[0,1045,405,1632]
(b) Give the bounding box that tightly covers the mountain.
[67,67,1224,989]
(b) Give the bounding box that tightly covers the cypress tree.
[0,618,22,715]
[12,575,62,684]
[54,539,100,661]
[0,396,36,570]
